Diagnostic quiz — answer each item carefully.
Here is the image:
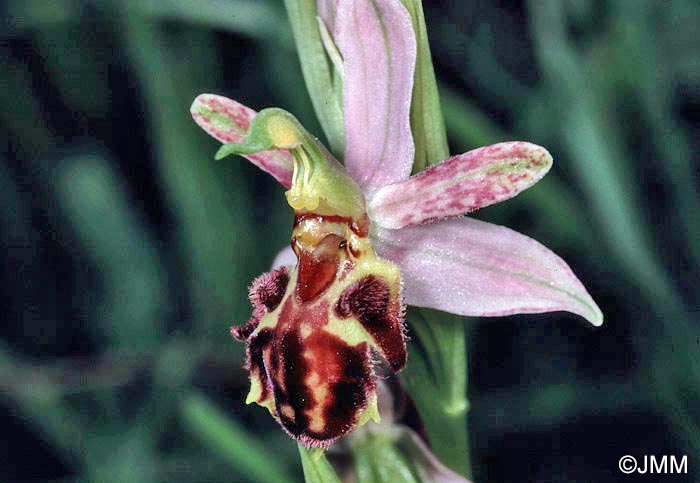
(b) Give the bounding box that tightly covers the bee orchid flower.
[190,0,602,449]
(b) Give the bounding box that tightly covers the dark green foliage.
[0,1,697,482]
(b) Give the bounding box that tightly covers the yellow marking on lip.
[246,372,263,404]
[300,323,312,338]
[286,192,320,211]
[246,375,276,415]
[307,372,320,386]
[280,404,296,421]
[306,382,330,433]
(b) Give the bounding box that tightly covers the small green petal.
[216,107,365,219]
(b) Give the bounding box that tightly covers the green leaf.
[298,444,342,483]
[440,85,503,147]
[400,0,449,170]
[56,154,166,348]
[117,4,257,337]
[528,0,689,320]
[283,0,345,157]
[139,0,293,45]
[0,53,53,157]
[182,393,296,483]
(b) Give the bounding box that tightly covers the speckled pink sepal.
[368,142,552,229]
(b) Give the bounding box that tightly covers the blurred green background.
[1,0,698,482]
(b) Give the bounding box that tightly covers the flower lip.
[231,207,406,448]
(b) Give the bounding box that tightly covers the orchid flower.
[190,0,602,449]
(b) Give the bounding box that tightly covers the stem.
[298,444,342,483]
[400,0,449,171]
[394,1,471,475]
[352,433,420,483]
[402,309,471,477]
[283,0,345,157]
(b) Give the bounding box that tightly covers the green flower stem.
[400,0,449,171]
[352,433,420,483]
[395,1,471,475]
[283,0,345,157]
[402,309,471,477]
[298,444,342,483]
